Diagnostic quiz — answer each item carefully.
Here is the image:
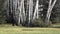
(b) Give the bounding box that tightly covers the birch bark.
[46,0,57,24]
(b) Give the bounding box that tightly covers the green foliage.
[32,18,48,27]
[0,0,6,24]
[50,0,60,23]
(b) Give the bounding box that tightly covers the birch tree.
[33,0,39,19]
[18,0,23,25]
[22,0,26,22]
[45,0,57,24]
[33,0,43,19]
[28,0,33,24]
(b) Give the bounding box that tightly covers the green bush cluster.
[32,18,48,27]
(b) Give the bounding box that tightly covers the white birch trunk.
[46,0,57,24]
[33,0,39,19]
[22,0,26,22]
[36,0,39,19]
[18,0,23,24]
[17,0,21,25]
[28,0,33,24]
[18,0,25,24]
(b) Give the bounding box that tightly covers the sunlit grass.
[0,24,60,34]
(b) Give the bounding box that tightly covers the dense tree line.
[0,0,60,27]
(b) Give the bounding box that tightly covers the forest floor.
[0,24,60,34]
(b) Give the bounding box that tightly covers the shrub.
[31,18,48,27]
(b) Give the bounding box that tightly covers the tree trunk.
[33,0,39,19]
[45,0,57,25]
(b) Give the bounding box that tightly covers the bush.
[31,18,48,27]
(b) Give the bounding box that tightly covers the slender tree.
[28,0,33,24]
[33,0,39,19]
[45,0,57,24]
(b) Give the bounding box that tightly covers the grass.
[0,24,60,34]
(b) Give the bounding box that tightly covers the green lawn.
[0,24,60,34]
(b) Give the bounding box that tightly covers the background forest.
[0,0,60,27]
[0,0,60,34]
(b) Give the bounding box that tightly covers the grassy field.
[0,24,60,34]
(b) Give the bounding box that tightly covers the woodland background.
[0,0,60,27]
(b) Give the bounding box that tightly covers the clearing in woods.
[0,24,60,34]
